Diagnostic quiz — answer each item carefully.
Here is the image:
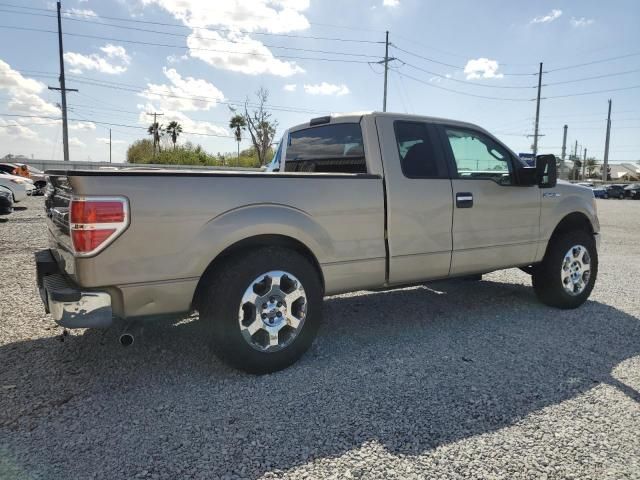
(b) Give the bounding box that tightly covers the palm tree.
[229,114,247,160]
[147,122,164,155]
[165,121,183,150]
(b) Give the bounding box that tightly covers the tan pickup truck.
[36,112,600,373]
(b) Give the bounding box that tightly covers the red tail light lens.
[69,197,129,256]
[70,201,125,224]
[72,229,117,253]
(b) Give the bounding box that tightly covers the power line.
[0,3,382,44]
[397,60,537,89]
[0,112,236,138]
[12,69,332,115]
[390,44,538,76]
[546,52,640,73]
[394,71,533,102]
[0,25,380,63]
[544,68,640,86]
[0,8,381,57]
[544,85,640,99]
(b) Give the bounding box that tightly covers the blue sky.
[0,0,638,163]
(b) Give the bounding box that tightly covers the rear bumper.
[35,249,113,328]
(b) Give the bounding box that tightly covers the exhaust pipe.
[119,332,134,347]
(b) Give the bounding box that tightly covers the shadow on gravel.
[1,279,639,479]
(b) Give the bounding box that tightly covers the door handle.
[456,192,473,208]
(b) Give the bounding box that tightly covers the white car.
[0,172,29,202]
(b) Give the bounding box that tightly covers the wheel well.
[192,234,324,311]
[550,212,594,239]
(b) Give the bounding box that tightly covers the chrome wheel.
[561,245,591,296]
[238,270,307,352]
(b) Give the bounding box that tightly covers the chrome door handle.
[456,192,473,208]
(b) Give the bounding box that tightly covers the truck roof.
[288,111,486,134]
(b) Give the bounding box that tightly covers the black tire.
[532,230,598,309]
[199,246,323,374]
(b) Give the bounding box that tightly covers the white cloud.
[571,17,595,27]
[97,137,127,144]
[383,0,399,7]
[530,9,562,24]
[140,0,310,33]
[463,58,504,80]
[64,44,131,74]
[0,60,60,116]
[69,137,86,147]
[303,82,350,96]
[187,30,304,77]
[0,119,39,140]
[69,121,96,130]
[283,83,297,92]
[140,0,308,76]
[63,8,98,18]
[166,53,188,64]
[138,103,230,138]
[139,67,225,111]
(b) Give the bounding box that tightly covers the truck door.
[436,125,541,275]
[375,117,454,285]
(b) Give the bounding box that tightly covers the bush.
[126,139,270,168]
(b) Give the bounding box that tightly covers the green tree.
[147,122,164,154]
[229,114,247,160]
[165,121,183,150]
[126,139,155,164]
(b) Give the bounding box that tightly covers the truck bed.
[44,169,387,318]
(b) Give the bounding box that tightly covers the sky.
[0,0,638,163]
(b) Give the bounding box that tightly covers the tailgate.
[44,174,76,277]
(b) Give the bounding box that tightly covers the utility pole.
[146,112,163,159]
[532,62,543,156]
[109,128,112,164]
[383,31,390,112]
[561,124,568,179]
[602,99,612,183]
[573,140,578,180]
[47,1,77,162]
[582,148,587,180]
[378,31,396,112]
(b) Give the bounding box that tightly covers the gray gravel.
[1,196,639,480]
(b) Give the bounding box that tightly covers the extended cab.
[36,112,600,373]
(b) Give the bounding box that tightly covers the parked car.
[0,172,28,202]
[624,183,640,199]
[592,186,608,199]
[0,185,13,215]
[36,112,600,373]
[604,184,626,199]
[0,163,46,195]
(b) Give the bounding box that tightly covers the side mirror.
[536,154,557,188]
[518,166,537,186]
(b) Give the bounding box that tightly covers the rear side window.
[285,123,366,173]
[393,121,446,178]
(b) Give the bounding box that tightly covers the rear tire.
[199,246,323,374]
[532,230,598,309]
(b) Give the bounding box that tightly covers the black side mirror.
[536,154,557,188]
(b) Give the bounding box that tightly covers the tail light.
[69,196,129,256]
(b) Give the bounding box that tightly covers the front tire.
[532,230,598,309]
[200,247,323,374]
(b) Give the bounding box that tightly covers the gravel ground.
[1,196,639,480]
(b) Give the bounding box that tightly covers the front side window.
[285,123,366,173]
[445,128,513,184]
[394,121,444,178]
